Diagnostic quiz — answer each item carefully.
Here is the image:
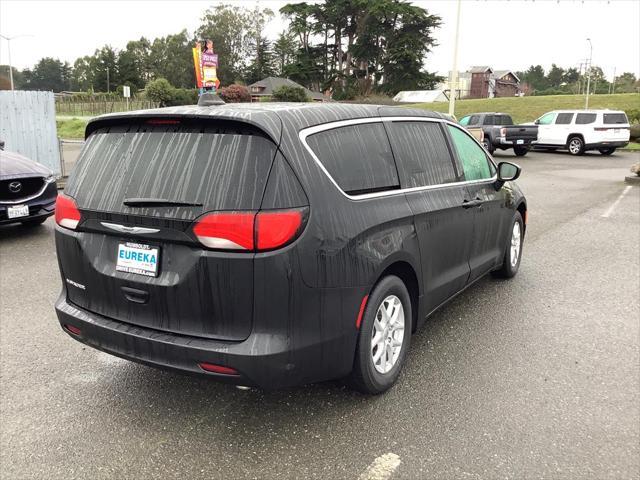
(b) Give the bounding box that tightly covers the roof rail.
[198,93,225,107]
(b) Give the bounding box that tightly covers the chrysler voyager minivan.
[54,103,527,394]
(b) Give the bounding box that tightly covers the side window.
[459,116,470,126]
[575,113,597,125]
[555,113,574,124]
[386,121,458,188]
[306,122,399,195]
[447,125,494,181]
[538,113,555,125]
[468,115,480,125]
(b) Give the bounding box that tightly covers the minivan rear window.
[603,113,628,124]
[306,123,399,195]
[65,122,276,217]
[386,121,458,188]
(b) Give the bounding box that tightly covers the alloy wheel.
[510,221,521,267]
[371,295,405,374]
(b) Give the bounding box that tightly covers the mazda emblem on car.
[8,181,22,193]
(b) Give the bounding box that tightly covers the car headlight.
[45,174,57,184]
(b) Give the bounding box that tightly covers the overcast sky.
[1,0,639,79]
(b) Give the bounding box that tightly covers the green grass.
[621,142,640,151]
[410,93,640,124]
[56,118,88,139]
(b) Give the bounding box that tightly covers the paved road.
[1,151,639,480]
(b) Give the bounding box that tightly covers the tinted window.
[447,125,494,181]
[66,122,275,217]
[556,113,574,124]
[498,115,514,125]
[386,121,457,188]
[538,113,555,125]
[306,123,399,195]
[483,115,495,125]
[469,115,480,125]
[576,113,597,124]
[603,113,628,124]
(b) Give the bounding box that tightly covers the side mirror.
[497,162,521,182]
[534,119,540,125]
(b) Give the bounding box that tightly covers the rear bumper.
[497,138,535,148]
[55,292,357,389]
[584,141,629,150]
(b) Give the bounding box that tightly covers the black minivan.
[54,103,527,394]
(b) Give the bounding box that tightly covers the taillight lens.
[55,194,81,230]
[256,209,303,250]
[500,127,507,137]
[193,212,255,250]
[192,208,305,252]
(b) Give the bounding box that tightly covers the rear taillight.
[500,127,507,137]
[193,212,255,250]
[256,210,303,250]
[55,194,81,230]
[192,208,306,252]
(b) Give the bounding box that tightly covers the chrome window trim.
[0,176,54,205]
[298,116,497,201]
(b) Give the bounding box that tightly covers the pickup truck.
[459,112,538,156]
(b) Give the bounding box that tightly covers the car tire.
[513,146,528,157]
[599,147,616,156]
[21,217,47,227]
[350,275,412,395]
[492,211,524,279]
[567,136,585,156]
[482,138,495,154]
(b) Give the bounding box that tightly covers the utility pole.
[585,38,593,109]
[611,67,616,94]
[0,34,33,90]
[448,0,462,117]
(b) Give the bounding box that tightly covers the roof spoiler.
[198,93,225,107]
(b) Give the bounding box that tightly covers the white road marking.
[358,453,401,480]
[602,186,633,218]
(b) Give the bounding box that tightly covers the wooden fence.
[55,98,159,116]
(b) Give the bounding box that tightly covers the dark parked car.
[0,147,58,226]
[460,112,538,156]
[54,103,527,394]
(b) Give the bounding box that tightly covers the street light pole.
[0,34,34,90]
[585,38,593,109]
[448,0,462,117]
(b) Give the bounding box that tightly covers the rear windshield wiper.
[123,198,203,207]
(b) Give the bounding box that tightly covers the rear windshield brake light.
[145,119,181,125]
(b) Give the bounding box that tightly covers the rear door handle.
[462,198,483,209]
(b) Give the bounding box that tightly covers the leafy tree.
[272,85,309,102]
[519,65,548,92]
[546,64,565,88]
[273,32,298,76]
[23,57,66,91]
[614,72,639,93]
[92,46,119,92]
[118,38,152,90]
[149,30,194,88]
[145,78,175,106]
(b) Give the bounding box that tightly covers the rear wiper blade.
[123,198,203,207]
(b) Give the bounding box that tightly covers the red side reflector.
[55,194,81,230]
[64,324,81,336]
[356,295,369,329]
[198,362,239,375]
[256,209,303,250]
[193,212,255,250]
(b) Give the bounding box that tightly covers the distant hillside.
[411,93,639,124]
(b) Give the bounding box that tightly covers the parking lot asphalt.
[1,150,639,480]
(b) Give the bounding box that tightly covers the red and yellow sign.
[193,40,220,91]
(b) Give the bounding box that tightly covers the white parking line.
[602,186,633,218]
[358,453,401,480]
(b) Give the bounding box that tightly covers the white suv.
[533,110,630,156]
